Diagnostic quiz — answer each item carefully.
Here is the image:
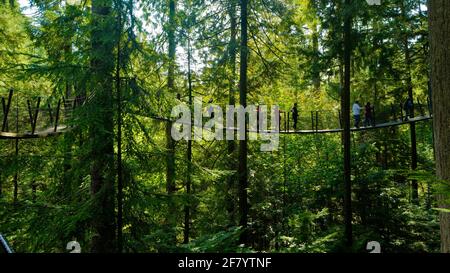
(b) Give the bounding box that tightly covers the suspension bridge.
[0,89,81,139]
[0,88,433,140]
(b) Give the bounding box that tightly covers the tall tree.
[428,0,450,253]
[226,0,238,226]
[183,34,192,244]
[89,0,116,252]
[238,0,249,245]
[342,0,353,248]
[165,0,177,244]
[116,0,124,253]
[308,0,321,91]
[183,0,194,244]
[401,1,419,203]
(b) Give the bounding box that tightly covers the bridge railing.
[0,89,79,136]
[2,87,433,136]
[279,99,431,132]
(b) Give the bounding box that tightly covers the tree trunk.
[62,42,73,201]
[226,0,237,226]
[428,0,450,253]
[13,104,18,204]
[312,23,321,91]
[183,34,193,244]
[342,0,353,248]
[90,0,116,253]
[401,2,419,203]
[116,0,124,253]
[13,138,18,204]
[165,0,177,245]
[238,0,249,245]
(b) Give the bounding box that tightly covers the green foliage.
[183,227,245,253]
[0,0,442,253]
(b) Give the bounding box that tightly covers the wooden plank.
[0,125,67,139]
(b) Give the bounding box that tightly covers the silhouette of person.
[291,103,299,130]
[364,102,374,127]
[404,97,414,120]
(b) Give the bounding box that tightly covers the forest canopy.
[0,0,449,254]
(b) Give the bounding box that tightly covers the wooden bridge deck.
[0,115,433,140]
[279,115,432,135]
[0,126,68,139]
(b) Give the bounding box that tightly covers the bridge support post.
[1,89,13,132]
[315,111,319,132]
[288,112,291,131]
[13,103,19,204]
[410,120,419,203]
[54,100,61,132]
[27,98,41,135]
[48,103,54,125]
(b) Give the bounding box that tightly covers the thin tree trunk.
[165,0,177,245]
[312,23,320,91]
[226,0,237,226]
[372,19,380,111]
[13,103,18,204]
[307,1,320,91]
[183,34,193,244]
[342,0,353,248]
[116,0,124,253]
[428,0,450,253]
[13,138,18,204]
[401,2,419,203]
[238,0,249,245]
[62,30,73,201]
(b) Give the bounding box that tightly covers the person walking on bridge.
[291,103,299,130]
[404,96,414,121]
[364,102,374,127]
[352,100,362,128]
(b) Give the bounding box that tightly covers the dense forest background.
[0,0,448,253]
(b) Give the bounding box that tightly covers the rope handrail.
[0,88,434,139]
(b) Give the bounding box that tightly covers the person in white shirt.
[352,101,362,128]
